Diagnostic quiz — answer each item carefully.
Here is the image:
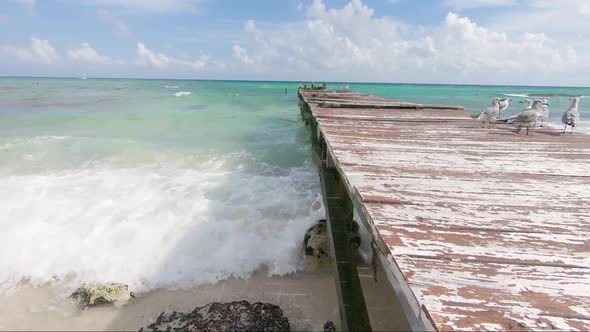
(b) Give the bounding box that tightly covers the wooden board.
[298,88,590,331]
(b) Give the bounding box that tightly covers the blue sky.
[1,0,590,85]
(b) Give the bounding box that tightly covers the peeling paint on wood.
[298,88,590,331]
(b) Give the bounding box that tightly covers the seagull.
[537,99,550,127]
[562,97,581,134]
[472,97,500,129]
[498,100,547,135]
[498,98,511,118]
[519,99,533,111]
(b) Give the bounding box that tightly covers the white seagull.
[519,99,533,111]
[498,97,511,118]
[472,97,500,129]
[537,99,550,127]
[498,99,547,135]
[561,97,581,134]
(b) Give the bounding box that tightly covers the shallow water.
[0,78,588,296]
[0,78,323,295]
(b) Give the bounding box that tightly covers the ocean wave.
[528,93,582,98]
[164,86,179,89]
[502,93,529,98]
[174,91,191,97]
[1,135,71,147]
[0,154,322,294]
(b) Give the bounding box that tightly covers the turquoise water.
[0,78,587,292]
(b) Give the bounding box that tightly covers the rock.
[142,300,290,332]
[70,282,134,309]
[323,321,336,332]
[304,219,332,265]
[303,219,362,266]
[349,220,361,251]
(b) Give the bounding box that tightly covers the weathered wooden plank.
[319,120,590,144]
[349,174,590,209]
[395,257,590,331]
[302,91,464,110]
[377,224,589,268]
[364,202,590,235]
[316,102,421,109]
[313,107,468,119]
[325,141,590,177]
[342,163,590,179]
[307,97,395,104]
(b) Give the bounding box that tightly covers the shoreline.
[0,268,340,331]
[0,262,408,331]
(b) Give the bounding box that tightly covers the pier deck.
[298,88,590,331]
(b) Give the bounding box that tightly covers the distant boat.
[80,76,87,80]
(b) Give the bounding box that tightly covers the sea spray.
[0,149,323,293]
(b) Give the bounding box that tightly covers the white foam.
[174,91,191,97]
[0,153,323,294]
[165,86,179,89]
[502,93,529,98]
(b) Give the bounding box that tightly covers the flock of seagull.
[473,96,581,135]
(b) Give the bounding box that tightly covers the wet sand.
[0,269,339,331]
[0,262,409,331]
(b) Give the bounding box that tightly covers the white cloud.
[97,9,131,38]
[67,42,123,64]
[433,13,581,75]
[74,0,202,13]
[228,0,590,85]
[1,37,59,64]
[489,1,590,38]
[137,42,224,70]
[443,0,517,10]
[232,45,254,65]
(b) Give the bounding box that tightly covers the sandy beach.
[0,268,338,331]
[0,260,409,331]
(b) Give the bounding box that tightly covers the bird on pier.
[472,97,500,129]
[561,97,581,134]
[498,100,547,135]
[519,99,533,111]
[536,99,550,127]
[497,97,511,118]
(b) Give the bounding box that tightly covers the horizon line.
[1,75,589,89]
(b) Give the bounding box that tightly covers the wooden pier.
[298,87,590,331]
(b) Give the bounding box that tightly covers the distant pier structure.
[298,85,590,331]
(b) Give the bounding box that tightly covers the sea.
[0,77,588,294]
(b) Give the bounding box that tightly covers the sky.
[1,0,590,86]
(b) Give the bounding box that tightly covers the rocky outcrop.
[141,300,289,332]
[349,220,361,251]
[304,219,362,266]
[323,321,336,332]
[70,283,134,309]
[304,220,332,265]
